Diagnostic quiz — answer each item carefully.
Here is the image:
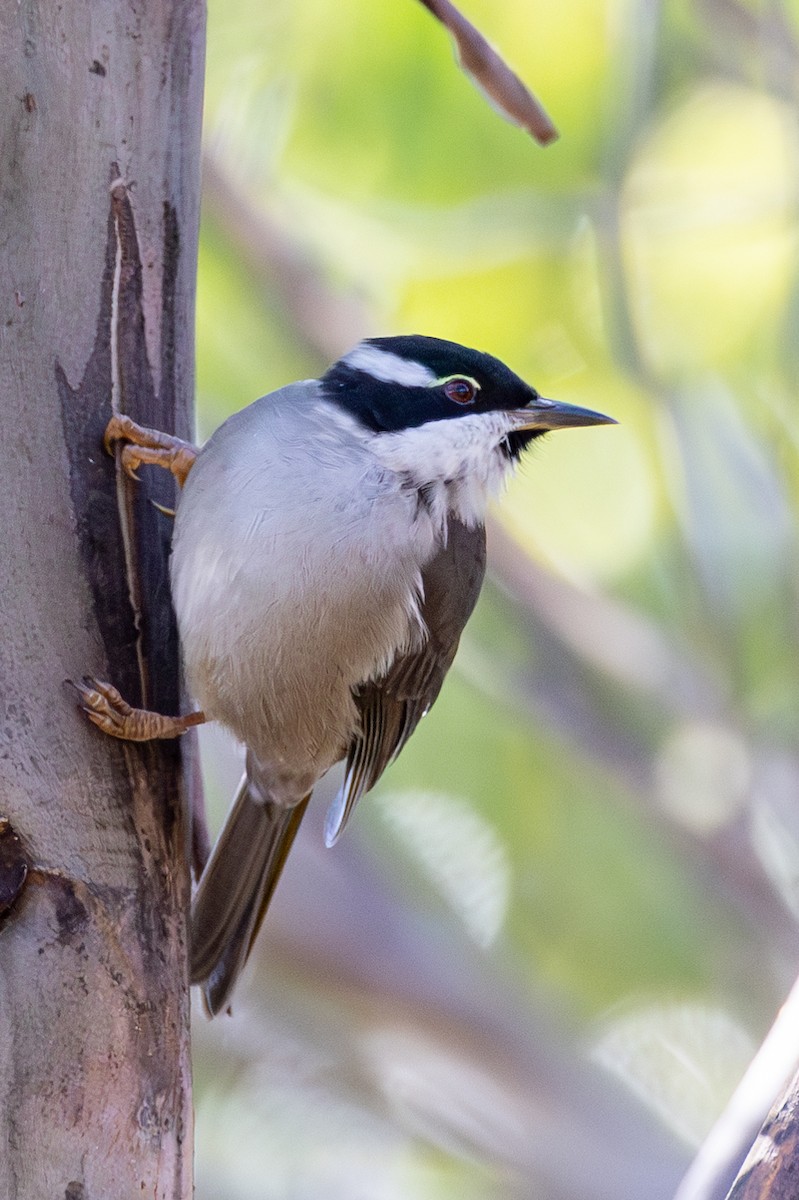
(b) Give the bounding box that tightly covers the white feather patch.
[371,410,518,531]
[343,343,437,387]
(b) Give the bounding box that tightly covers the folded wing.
[324,517,487,846]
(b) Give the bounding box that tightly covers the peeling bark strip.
[416,0,558,145]
[57,189,141,704]
[59,171,183,718]
[0,819,29,919]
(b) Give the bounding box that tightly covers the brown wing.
[324,516,487,846]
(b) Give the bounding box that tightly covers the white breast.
[170,383,440,792]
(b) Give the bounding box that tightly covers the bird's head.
[322,335,615,526]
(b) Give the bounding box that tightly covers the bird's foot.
[72,677,206,741]
[104,414,198,488]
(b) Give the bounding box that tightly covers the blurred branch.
[594,188,650,386]
[696,0,798,97]
[599,0,661,183]
[674,974,799,1200]
[487,521,723,716]
[415,0,558,144]
[201,150,370,361]
[483,522,799,969]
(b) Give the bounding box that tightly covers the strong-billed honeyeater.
[79,335,614,1014]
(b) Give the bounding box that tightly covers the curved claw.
[103,413,135,457]
[70,675,206,742]
[119,446,142,481]
[73,676,132,736]
[101,414,198,488]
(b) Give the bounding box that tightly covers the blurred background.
[191,1,799,1196]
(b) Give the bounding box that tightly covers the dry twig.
[416,0,558,144]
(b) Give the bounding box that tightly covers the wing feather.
[324,517,487,845]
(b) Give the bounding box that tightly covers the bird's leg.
[104,414,198,488]
[73,677,206,741]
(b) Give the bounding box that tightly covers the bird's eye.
[443,377,478,405]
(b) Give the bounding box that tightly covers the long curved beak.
[509,395,617,431]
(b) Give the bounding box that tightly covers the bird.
[90,334,614,1015]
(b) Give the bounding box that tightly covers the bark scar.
[57,163,183,720]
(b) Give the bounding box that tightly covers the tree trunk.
[0,3,205,1196]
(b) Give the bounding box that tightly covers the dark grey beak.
[509,395,617,432]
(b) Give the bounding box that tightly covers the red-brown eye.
[443,377,477,405]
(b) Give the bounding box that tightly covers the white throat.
[370,411,519,532]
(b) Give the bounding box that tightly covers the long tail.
[190,774,310,1015]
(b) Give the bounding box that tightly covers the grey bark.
[0,3,205,1197]
[724,1066,799,1199]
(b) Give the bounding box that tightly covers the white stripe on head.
[343,343,437,387]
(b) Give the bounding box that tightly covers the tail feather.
[190,774,310,1015]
